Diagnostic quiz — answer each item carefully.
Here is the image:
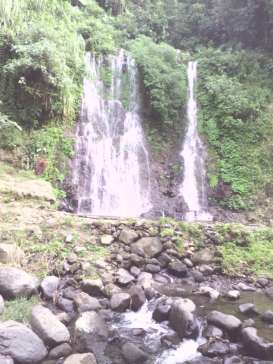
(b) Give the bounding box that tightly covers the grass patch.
[1,296,40,323]
[219,227,273,278]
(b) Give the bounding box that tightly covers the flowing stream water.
[180,61,212,222]
[72,50,152,217]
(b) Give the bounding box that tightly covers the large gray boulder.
[207,311,241,337]
[116,268,134,286]
[0,267,39,299]
[110,292,131,312]
[30,305,70,347]
[40,276,59,300]
[81,278,105,297]
[74,292,101,313]
[0,321,47,363]
[129,285,146,311]
[63,353,97,364]
[169,298,198,339]
[242,327,273,360]
[119,229,138,244]
[74,311,108,359]
[192,248,214,265]
[168,261,188,277]
[131,237,163,258]
[48,343,72,360]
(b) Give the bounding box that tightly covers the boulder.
[145,264,161,274]
[192,248,214,265]
[74,311,108,357]
[207,311,241,337]
[137,272,153,290]
[226,290,240,300]
[40,276,59,300]
[242,327,273,360]
[169,298,198,339]
[0,244,25,265]
[74,292,101,312]
[234,282,256,292]
[56,297,74,312]
[131,237,163,258]
[198,286,220,301]
[48,343,72,359]
[30,305,70,347]
[239,303,258,316]
[121,342,149,363]
[116,269,135,286]
[81,279,105,297]
[168,261,188,278]
[262,310,273,324]
[152,302,171,322]
[100,235,114,246]
[0,321,47,363]
[0,355,14,364]
[0,267,38,299]
[198,338,230,357]
[204,325,223,339]
[110,293,131,312]
[63,353,97,364]
[119,229,138,244]
[129,285,146,311]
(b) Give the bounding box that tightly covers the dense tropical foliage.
[1,0,273,216]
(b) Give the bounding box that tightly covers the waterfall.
[72,50,152,217]
[180,61,212,222]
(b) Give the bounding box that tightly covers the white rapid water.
[72,50,152,217]
[114,300,203,363]
[180,61,212,222]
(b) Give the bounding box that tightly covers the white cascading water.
[72,50,152,217]
[180,61,212,222]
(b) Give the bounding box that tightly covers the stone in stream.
[121,342,149,363]
[198,286,220,301]
[152,302,171,322]
[0,321,47,363]
[198,338,231,357]
[119,229,139,244]
[116,268,135,286]
[169,298,198,339]
[207,311,242,337]
[145,264,161,274]
[0,267,39,299]
[137,272,153,290]
[204,325,224,339]
[265,286,273,300]
[129,285,146,311]
[40,276,59,300]
[239,303,258,316]
[131,237,163,258]
[167,260,188,277]
[241,327,273,360]
[262,310,273,323]
[234,282,256,292]
[130,266,141,277]
[63,353,97,364]
[110,292,131,312]
[30,305,70,347]
[226,290,240,300]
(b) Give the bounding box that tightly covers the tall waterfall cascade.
[180,61,212,222]
[72,50,152,217]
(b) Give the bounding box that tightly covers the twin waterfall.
[72,50,151,217]
[73,51,211,221]
[180,62,212,221]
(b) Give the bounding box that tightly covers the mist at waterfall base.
[72,50,152,218]
[180,61,212,222]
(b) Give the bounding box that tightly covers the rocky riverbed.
[0,220,273,363]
